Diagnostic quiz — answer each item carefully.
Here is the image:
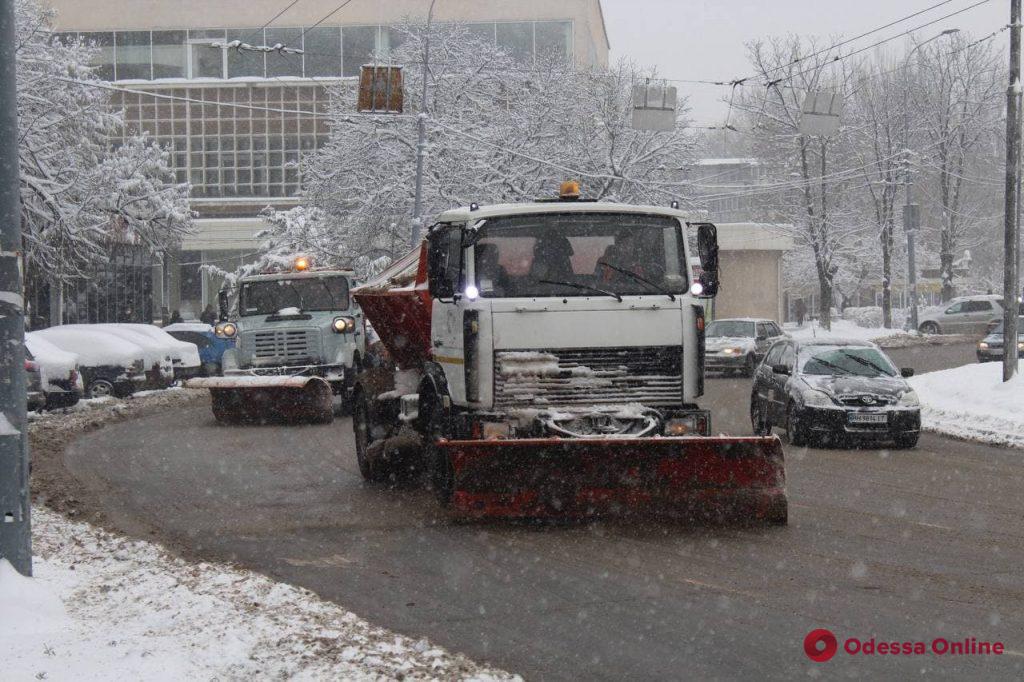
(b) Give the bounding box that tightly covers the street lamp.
[903,28,959,332]
[410,0,439,247]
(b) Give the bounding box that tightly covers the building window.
[535,21,571,61]
[115,31,152,80]
[82,31,115,80]
[342,25,378,77]
[152,30,187,79]
[227,29,265,78]
[496,22,533,63]
[189,30,225,78]
[303,27,342,77]
[266,27,304,77]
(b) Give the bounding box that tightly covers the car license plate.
[849,413,887,424]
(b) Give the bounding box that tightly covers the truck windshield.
[239,276,350,316]
[472,213,686,299]
[706,321,755,338]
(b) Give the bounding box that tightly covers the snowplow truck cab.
[188,263,365,424]
[352,195,787,523]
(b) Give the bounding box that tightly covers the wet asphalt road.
[63,341,1024,680]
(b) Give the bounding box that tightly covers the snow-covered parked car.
[163,322,235,376]
[65,325,175,389]
[24,333,83,409]
[110,323,202,381]
[31,327,147,399]
[24,349,45,412]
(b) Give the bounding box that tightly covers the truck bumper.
[441,435,787,522]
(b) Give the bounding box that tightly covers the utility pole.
[903,29,960,333]
[0,0,31,576]
[410,0,438,248]
[1004,0,1022,382]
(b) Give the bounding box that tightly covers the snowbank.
[787,319,911,344]
[908,361,1024,448]
[4,505,516,681]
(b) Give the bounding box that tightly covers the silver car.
[915,295,1011,335]
[705,318,787,376]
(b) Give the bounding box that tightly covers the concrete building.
[43,0,610,322]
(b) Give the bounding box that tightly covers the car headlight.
[801,389,832,407]
[216,322,237,338]
[721,347,743,355]
[1018,342,1024,351]
[332,316,356,334]
[899,389,920,407]
[978,342,989,350]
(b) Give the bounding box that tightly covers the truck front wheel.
[421,392,454,506]
[353,391,381,482]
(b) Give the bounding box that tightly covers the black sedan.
[750,339,921,448]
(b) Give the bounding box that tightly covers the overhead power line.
[240,0,305,46]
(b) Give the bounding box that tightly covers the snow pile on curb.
[909,361,1024,447]
[4,505,517,681]
[787,319,911,344]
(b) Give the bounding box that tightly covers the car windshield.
[239,276,350,316]
[706,321,755,338]
[472,213,686,298]
[799,346,897,377]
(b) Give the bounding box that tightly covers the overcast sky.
[601,0,1009,124]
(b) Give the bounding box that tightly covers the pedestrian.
[169,309,183,325]
[200,304,216,326]
[794,298,807,327]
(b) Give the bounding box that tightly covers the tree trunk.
[815,259,833,331]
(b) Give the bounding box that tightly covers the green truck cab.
[217,264,366,400]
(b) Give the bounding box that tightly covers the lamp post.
[902,28,959,332]
[410,0,438,247]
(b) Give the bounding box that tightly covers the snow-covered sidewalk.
[2,505,516,681]
[908,361,1024,448]
[785,319,975,348]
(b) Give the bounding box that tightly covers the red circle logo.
[804,629,838,662]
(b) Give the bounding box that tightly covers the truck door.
[427,224,468,402]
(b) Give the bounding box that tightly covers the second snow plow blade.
[186,376,334,424]
[442,436,787,523]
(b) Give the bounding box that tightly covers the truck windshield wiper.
[282,281,306,312]
[537,279,623,302]
[316,278,337,310]
[597,261,676,301]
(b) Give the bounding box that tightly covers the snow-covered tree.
[263,21,697,272]
[16,0,191,282]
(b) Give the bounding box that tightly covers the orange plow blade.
[186,376,334,424]
[442,436,787,523]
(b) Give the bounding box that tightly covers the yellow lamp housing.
[559,180,581,200]
[294,256,311,272]
[216,322,238,339]
[332,316,356,334]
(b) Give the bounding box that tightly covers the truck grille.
[494,347,683,408]
[249,329,319,362]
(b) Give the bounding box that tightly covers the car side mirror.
[694,222,720,298]
[772,364,790,376]
[900,367,915,378]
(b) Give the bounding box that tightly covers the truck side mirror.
[427,227,463,300]
[694,222,720,298]
[217,289,230,322]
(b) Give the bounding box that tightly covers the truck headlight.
[801,389,832,407]
[332,316,356,333]
[899,390,920,407]
[217,322,237,338]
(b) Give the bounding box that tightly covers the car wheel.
[894,433,919,449]
[750,396,771,436]
[744,354,757,377]
[86,379,115,399]
[785,404,808,447]
[919,322,940,335]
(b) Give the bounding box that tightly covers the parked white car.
[30,327,147,398]
[108,324,202,381]
[24,334,83,409]
[65,325,175,389]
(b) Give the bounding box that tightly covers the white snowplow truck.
[352,184,787,522]
[187,259,365,424]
